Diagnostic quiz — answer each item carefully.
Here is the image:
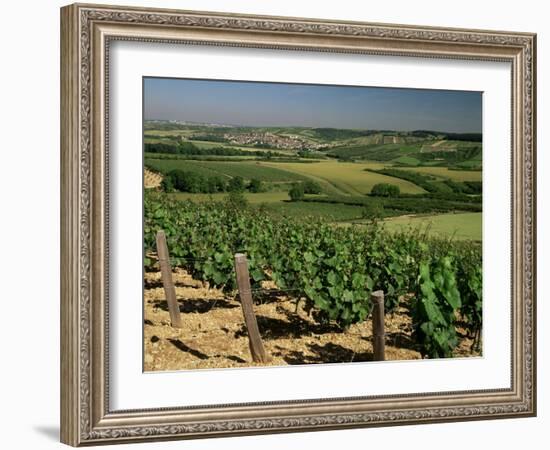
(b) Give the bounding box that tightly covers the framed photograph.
[60,3,536,446]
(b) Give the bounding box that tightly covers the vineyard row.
[144,191,482,358]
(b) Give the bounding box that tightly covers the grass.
[144,130,193,137]
[144,152,259,161]
[259,161,426,195]
[263,201,364,221]
[327,142,424,161]
[455,159,482,169]
[162,186,482,239]
[144,137,178,145]
[145,159,426,195]
[399,166,482,182]
[168,192,291,203]
[146,159,222,178]
[382,212,482,241]
[145,159,309,182]
[145,136,288,154]
[182,140,230,149]
[181,140,269,152]
[392,155,421,166]
[167,193,364,221]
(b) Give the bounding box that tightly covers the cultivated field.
[146,159,309,182]
[143,122,483,371]
[259,161,425,195]
[383,212,482,241]
[144,124,482,233]
[169,191,291,204]
[399,166,482,182]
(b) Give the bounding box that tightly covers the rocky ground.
[143,267,479,372]
[143,269,480,371]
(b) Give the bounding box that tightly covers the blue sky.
[144,77,482,133]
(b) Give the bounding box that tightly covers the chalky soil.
[143,267,477,372]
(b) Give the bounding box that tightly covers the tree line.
[145,141,282,158]
[161,169,264,194]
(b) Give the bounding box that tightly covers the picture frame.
[60,2,536,446]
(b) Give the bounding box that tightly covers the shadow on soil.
[383,331,418,351]
[168,339,209,360]
[281,342,374,365]
[251,290,294,305]
[234,313,341,340]
[152,298,238,314]
[168,339,248,364]
[144,278,203,289]
[225,355,247,364]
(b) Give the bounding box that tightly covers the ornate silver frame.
[60,3,536,446]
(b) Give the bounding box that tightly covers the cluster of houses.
[223,132,323,150]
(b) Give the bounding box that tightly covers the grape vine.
[144,191,482,358]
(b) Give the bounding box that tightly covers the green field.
[146,159,428,194]
[263,200,363,221]
[400,166,482,182]
[260,161,425,195]
[144,136,288,154]
[169,192,291,203]
[144,123,482,241]
[181,140,230,149]
[144,137,179,145]
[392,155,422,166]
[326,143,424,161]
[144,129,193,137]
[382,212,482,241]
[145,159,309,182]
[181,140,270,152]
[455,158,483,169]
[168,192,364,221]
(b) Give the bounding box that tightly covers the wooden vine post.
[371,290,385,361]
[234,253,268,363]
[155,230,183,328]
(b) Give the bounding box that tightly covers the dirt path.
[143,268,477,372]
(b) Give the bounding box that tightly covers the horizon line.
[143,119,482,135]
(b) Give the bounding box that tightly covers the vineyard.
[144,190,482,361]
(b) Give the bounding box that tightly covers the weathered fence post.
[155,230,183,328]
[234,253,268,363]
[371,290,385,361]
